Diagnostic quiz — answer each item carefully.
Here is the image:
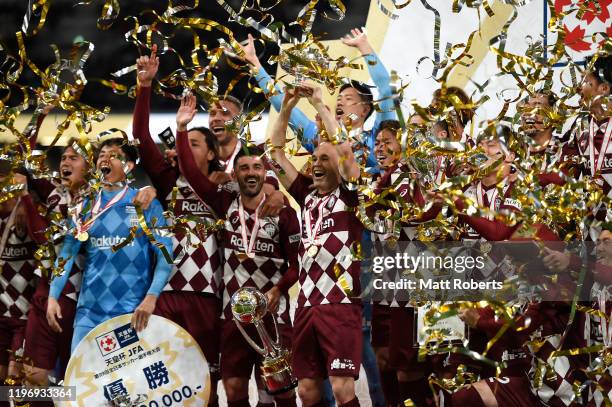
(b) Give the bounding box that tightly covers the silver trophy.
[279,46,330,86]
[231,287,297,395]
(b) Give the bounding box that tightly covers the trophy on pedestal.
[231,287,297,395]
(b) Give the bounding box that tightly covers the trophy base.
[261,352,298,395]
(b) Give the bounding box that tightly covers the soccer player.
[241,28,396,170]
[585,225,612,406]
[519,91,578,188]
[46,138,172,352]
[269,85,363,407]
[571,54,612,241]
[0,165,38,389]
[175,93,301,407]
[133,46,227,405]
[371,119,442,406]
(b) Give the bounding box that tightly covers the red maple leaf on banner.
[582,0,612,24]
[555,0,573,14]
[564,24,593,51]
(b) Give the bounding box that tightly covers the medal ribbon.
[73,186,129,237]
[304,193,332,247]
[238,194,266,258]
[588,117,612,177]
[220,141,242,174]
[476,181,499,221]
[597,286,612,348]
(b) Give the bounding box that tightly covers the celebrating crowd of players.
[0,27,611,407]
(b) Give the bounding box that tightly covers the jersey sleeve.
[133,86,179,200]
[21,194,49,244]
[49,233,82,299]
[253,67,318,152]
[277,204,301,292]
[176,130,232,216]
[287,172,314,207]
[144,199,173,297]
[366,53,397,137]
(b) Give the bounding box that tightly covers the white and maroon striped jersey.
[575,116,612,197]
[163,176,221,295]
[218,192,300,325]
[0,207,38,320]
[288,173,364,308]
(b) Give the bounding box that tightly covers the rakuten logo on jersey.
[180,200,207,214]
[90,236,135,249]
[229,234,274,253]
[2,246,28,259]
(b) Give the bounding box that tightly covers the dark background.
[0,0,369,113]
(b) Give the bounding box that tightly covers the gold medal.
[77,231,89,242]
[237,252,255,261]
[307,245,319,257]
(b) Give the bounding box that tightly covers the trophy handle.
[233,320,267,356]
[254,315,283,357]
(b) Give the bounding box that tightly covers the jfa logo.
[97,333,119,356]
[96,323,139,357]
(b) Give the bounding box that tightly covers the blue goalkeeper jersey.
[50,187,172,332]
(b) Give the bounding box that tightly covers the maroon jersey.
[288,173,364,308]
[575,116,612,196]
[0,202,38,320]
[37,187,84,301]
[370,162,441,307]
[175,128,300,324]
[163,176,221,294]
[132,86,222,296]
[218,193,300,324]
[371,162,427,242]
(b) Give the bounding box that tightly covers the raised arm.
[145,199,173,296]
[133,45,178,200]
[175,94,227,216]
[342,29,396,131]
[269,89,301,189]
[240,34,318,151]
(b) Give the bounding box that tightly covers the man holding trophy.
[269,85,364,407]
[174,93,302,407]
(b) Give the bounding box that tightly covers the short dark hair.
[189,126,223,173]
[233,145,265,170]
[215,95,243,114]
[98,138,138,163]
[434,119,449,133]
[378,120,401,135]
[587,54,612,86]
[339,80,374,120]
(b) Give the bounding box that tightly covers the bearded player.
[47,138,172,352]
[175,93,301,407]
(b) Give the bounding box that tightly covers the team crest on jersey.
[326,194,337,210]
[262,221,278,238]
[125,205,140,227]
